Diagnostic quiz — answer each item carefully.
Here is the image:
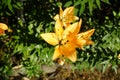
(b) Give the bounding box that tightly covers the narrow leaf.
[64,1,73,7]
[88,0,93,15]
[96,0,101,9]
[79,4,85,16]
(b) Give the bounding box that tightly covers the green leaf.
[2,0,8,6]
[79,4,85,16]
[82,0,88,4]
[6,11,12,16]
[7,0,14,13]
[96,0,101,9]
[13,3,21,9]
[74,8,79,15]
[64,1,73,7]
[74,0,81,6]
[56,2,62,7]
[30,54,38,63]
[112,65,118,74]
[28,24,34,34]
[101,0,110,4]
[88,0,94,15]
[113,11,117,17]
[16,2,22,8]
[18,19,23,27]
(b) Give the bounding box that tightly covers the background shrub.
[0,0,120,79]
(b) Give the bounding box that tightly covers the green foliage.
[0,0,21,15]
[0,0,120,79]
[63,0,110,16]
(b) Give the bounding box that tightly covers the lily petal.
[60,42,77,62]
[55,18,64,40]
[76,38,87,49]
[62,19,82,40]
[78,29,95,39]
[66,50,77,62]
[52,46,62,60]
[59,6,63,19]
[0,28,5,35]
[0,23,8,30]
[74,16,79,21]
[86,40,94,45]
[53,7,63,20]
[62,6,79,27]
[76,38,94,49]
[76,29,95,48]
[53,14,59,21]
[54,6,79,27]
[60,42,76,56]
[41,33,58,46]
[62,6,74,17]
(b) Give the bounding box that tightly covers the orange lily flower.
[54,6,79,27]
[41,19,95,62]
[0,23,8,35]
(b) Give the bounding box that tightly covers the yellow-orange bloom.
[0,23,8,35]
[118,54,120,59]
[41,19,95,62]
[54,6,79,27]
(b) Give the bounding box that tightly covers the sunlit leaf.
[96,0,101,9]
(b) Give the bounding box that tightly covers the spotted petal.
[60,42,77,62]
[63,7,79,26]
[77,29,95,39]
[62,19,82,40]
[76,29,95,48]
[55,18,64,40]
[62,6,79,24]
[63,6,74,17]
[54,6,79,27]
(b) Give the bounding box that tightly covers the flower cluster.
[0,23,8,35]
[41,6,95,63]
